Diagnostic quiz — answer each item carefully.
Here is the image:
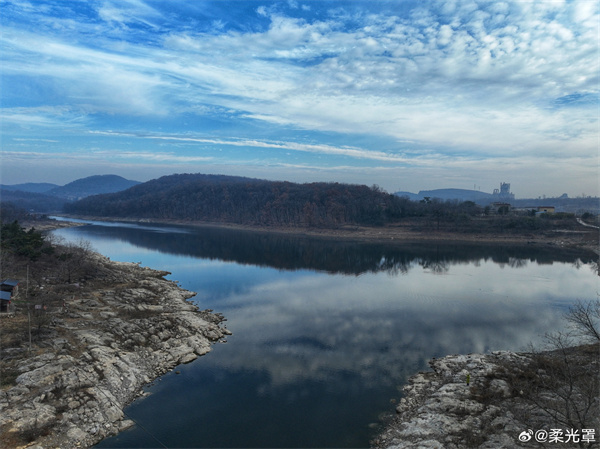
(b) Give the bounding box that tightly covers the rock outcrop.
[0,254,230,449]
[373,349,599,449]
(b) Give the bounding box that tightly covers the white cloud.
[93,150,214,163]
[573,0,597,23]
[12,138,59,143]
[89,131,411,163]
[5,2,597,133]
[156,4,598,154]
[96,0,161,28]
[1,0,597,195]
[1,106,88,128]
[256,6,268,17]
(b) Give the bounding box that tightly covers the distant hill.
[0,175,140,213]
[0,190,68,213]
[395,188,492,204]
[65,173,407,227]
[395,188,599,213]
[0,182,59,193]
[48,175,141,201]
[394,191,422,201]
[418,188,493,202]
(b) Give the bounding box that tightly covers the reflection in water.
[53,218,596,275]
[205,268,580,388]
[50,221,599,449]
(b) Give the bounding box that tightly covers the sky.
[1,0,598,198]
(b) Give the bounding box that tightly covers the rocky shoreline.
[373,348,599,449]
[0,253,231,449]
[5,218,596,449]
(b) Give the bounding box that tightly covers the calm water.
[50,218,598,449]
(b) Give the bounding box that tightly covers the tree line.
[65,174,411,227]
[62,173,587,235]
[63,173,490,228]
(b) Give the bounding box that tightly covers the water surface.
[50,219,598,448]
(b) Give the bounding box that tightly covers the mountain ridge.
[0,175,140,213]
[47,175,141,200]
[0,182,59,193]
[65,173,404,227]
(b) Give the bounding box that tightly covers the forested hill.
[48,174,140,200]
[64,173,408,227]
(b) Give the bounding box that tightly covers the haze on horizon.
[1,0,598,198]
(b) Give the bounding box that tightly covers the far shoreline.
[50,214,599,256]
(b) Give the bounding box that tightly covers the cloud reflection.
[52,223,597,393]
[57,222,598,449]
[204,262,589,390]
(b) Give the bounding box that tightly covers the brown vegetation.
[63,173,598,237]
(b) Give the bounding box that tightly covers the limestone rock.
[373,352,551,449]
[1,255,229,449]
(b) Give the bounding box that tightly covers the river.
[50,218,598,448]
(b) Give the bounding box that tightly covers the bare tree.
[564,299,600,343]
[528,333,599,434]
[30,291,59,339]
[55,239,94,283]
[509,300,600,447]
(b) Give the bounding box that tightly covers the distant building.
[537,206,555,214]
[513,206,556,215]
[513,207,537,215]
[492,182,515,201]
[1,279,19,297]
[0,291,11,312]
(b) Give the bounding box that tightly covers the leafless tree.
[54,239,94,283]
[527,333,599,435]
[509,300,600,447]
[30,289,61,338]
[564,299,600,343]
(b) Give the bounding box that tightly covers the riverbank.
[372,345,599,449]
[0,253,231,449]
[7,215,596,446]
[54,215,600,256]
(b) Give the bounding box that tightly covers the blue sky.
[1,0,598,197]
